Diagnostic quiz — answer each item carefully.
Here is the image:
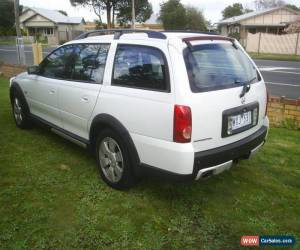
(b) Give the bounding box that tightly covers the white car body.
[10,31,269,181]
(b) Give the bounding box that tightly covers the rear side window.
[112,45,169,91]
[39,44,109,83]
[184,43,258,92]
[72,44,109,83]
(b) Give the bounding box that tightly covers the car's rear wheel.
[96,128,136,190]
[12,94,31,129]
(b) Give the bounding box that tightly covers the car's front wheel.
[96,129,136,190]
[12,94,31,129]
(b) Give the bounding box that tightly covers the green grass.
[249,52,300,61]
[0,76,299,249]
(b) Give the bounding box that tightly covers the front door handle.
[81,97,89,102]
[49,89,55,94]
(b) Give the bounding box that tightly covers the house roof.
[23,7,84,24]
[218,6,300,25]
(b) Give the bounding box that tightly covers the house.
[218,6,300,45]
[20,7,85,44]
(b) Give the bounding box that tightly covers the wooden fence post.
[295,32,300,56]
[258,32,262,55]
[32,42,43,65]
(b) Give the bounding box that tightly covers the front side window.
[40,45,74,79]
[39,43,109,83]
[184,43,259,92]
[112,45,169,91]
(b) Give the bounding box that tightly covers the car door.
[58,43,110,139]
[29,45,75,128]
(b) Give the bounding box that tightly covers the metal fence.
[246,32,300,55]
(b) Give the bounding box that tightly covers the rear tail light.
[173,105,192,143]
[265,84,269,117]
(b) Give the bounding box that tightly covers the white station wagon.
[9,30,269,189]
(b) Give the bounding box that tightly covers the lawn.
[0,76,299,249]
[249,52,300,62]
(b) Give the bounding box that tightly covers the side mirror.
[27,65,40,75]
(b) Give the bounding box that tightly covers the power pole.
[14,0,26,65]
[131,0,135,29]
[14,0,21,37]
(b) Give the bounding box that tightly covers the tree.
[14,0,21,37]
[70,0,114,28]
[185,6,207,31]
[222,3,244,19]
[285,16,300,33]
[254,0,285,10]
[116,0,152,26]
[158,0,186,30]
[0,0,23,36]
[0,0,15,29]
[285,4,300,11]
[58,10,68,16]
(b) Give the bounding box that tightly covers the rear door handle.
[49,89,55,94]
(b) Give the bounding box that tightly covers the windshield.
[183,43,259,92]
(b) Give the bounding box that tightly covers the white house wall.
[241,8,299,26]
[23,15,55,27]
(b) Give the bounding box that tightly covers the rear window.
[112,45,169,91]
[183,43,259,92]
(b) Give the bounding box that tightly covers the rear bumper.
[194,125,268,179]
[138,125,268,180]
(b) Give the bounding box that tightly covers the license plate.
[230,111,252,130]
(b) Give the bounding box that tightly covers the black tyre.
[11,92,31,129]
[96,128,136,190]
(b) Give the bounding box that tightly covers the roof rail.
[182,35,237,50]
[164,30,219,35]
[75,29,167,40]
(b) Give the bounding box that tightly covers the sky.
[20,0,300,23]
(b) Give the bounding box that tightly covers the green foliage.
[116,0,153,25]
[70,0,152,28]
[59,40,67,45]
[158,0,207,31]
[0,0,15,29]
[185,6,207,31]
[228,31,241,41]
[281,118,300,130]
[222,3,253,19]
[158,0,186,30]
[285,4,300,11]
[248,52,300,61]
[94,20,107,29]
[0,76,299,248]
[0,0,23,35]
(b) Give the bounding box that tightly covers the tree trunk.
[106,5,111,29]
[112,6,115,28]
[14,0,21,37]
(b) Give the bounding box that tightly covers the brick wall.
[0,63,26,78]
[268,96,300,129]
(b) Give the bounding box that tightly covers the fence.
[0,36,35,44]
[57,30,84,43]
[246,33,300,55]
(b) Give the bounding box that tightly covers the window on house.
[112,45,169,91]
[46,28,54,35]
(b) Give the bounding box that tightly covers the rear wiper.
[238,76,257,98]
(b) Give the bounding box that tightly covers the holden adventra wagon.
[9,30,269,189]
